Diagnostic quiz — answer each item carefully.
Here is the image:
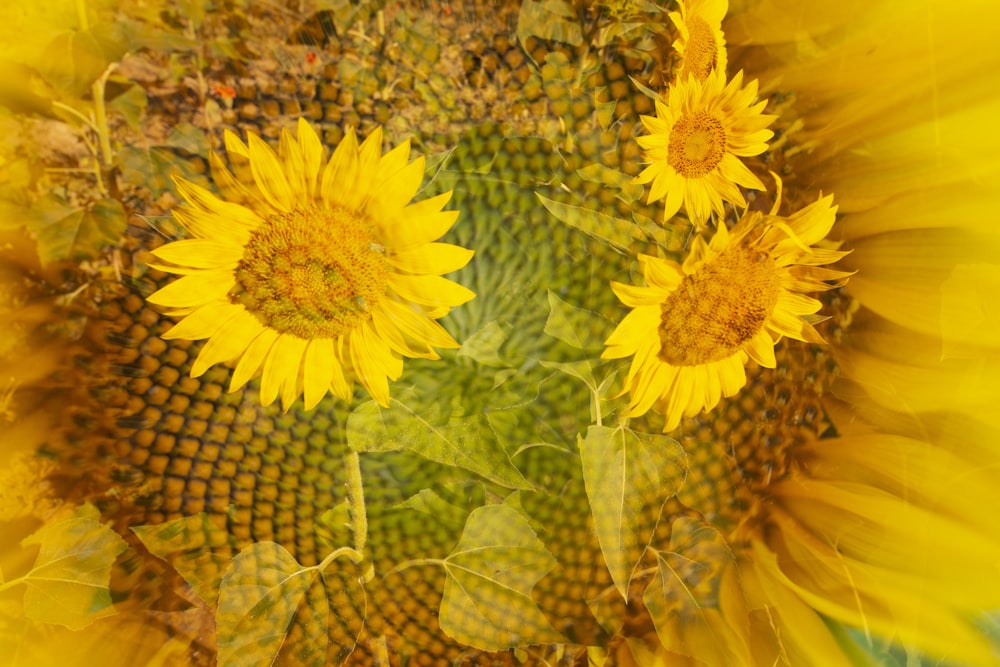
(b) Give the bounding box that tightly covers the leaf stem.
[92,64,117,172]
[0,576,24,594]
[72,0,116,197]
[51,102,99,134]
[344,449,374,583]
[317,545,364,572]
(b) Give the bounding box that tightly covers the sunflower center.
[657,243,780,365]
[682,17,718,81]
[232,205,388,339]
[667,111,726,178]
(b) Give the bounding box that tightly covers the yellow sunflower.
[669,0,729,82]
[603,195,850,432]
[635,69,774,228]
[630,1,1000,665]
[146,119,475,411]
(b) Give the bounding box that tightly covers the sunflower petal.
[147,269,235,309]
[230,328,279,392]
[248,133,293,212]
[151,239,243,269]
[191,308,262,377]
[386,273,475,308]
[387,243,474,275]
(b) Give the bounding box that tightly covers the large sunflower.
[1,1,1000,666]
[635,69,774,228]
[669,0,729,82]
[146,119,475,411]
[603,196,850,432]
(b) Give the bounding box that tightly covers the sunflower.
[603,196,849,432]
[626,1,1000,664]
[146,119,475,411]
[2,0,1000,665]
[635,69,774,228]
[669,0,729,82]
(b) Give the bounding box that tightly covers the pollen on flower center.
[683,17,718,80]
[667,111,727,178]
[232,205,388,339]
[658,244,780,365]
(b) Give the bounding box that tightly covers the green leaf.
[420,146,455,193]
[20,513,128,630]
[438,503,564,650]
[579,425,687,599]
[217,542,365,667]
[576,163,644,204]
[394,488,472,533]
[346,399,532,490]
[38,29,108,98]
[516,0,582,52]
[628,74,660,101]
[642,517,748,664]
[0,61,60,118]
[543,289,608,351]
[315,501,353,552]
[0,1,80,67]
[537,193,639,254]
[538,359,596,392]
[458,319,511,368]
[164,122,211,156]
[118,144,207,197]
[0,199,32,231]
[106,82,147,130]
[31,197,126,264]
[131,513,234,606]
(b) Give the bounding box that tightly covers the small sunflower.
[147,119,475,411]
[635,69,774,228]
[669,0,729,82]
[603,195,850,432]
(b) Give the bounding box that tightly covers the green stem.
[344,449,374,583]
[92,66,115,171]
[51,102,99,133]
[74,0,115,196]
[317,545,363,572]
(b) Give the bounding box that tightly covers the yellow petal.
[209,149,264,209]
[190,308,262,377]
[350,323,390,407]
[321,128,359,209]
[230,327,279,392]
[386,243,473,275]
[302,338,335,410]
[386,273,475,308]
[151,239,243,269]
[610,281,665,307]
[147,269,235,309]
[373,139,411,184]
[259,334,306,409]
[371,306,438,359]
[278,126,307,201]
[248,133,293,212]
[296,117,324,200]
[173,177,263,237]
[744,329,776,368]
[330,336,353,400]
[382,157,425,211]
[639,254,684,290]
[380,298,459,349]
[162,303,234,341]
[223,129,250,158]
